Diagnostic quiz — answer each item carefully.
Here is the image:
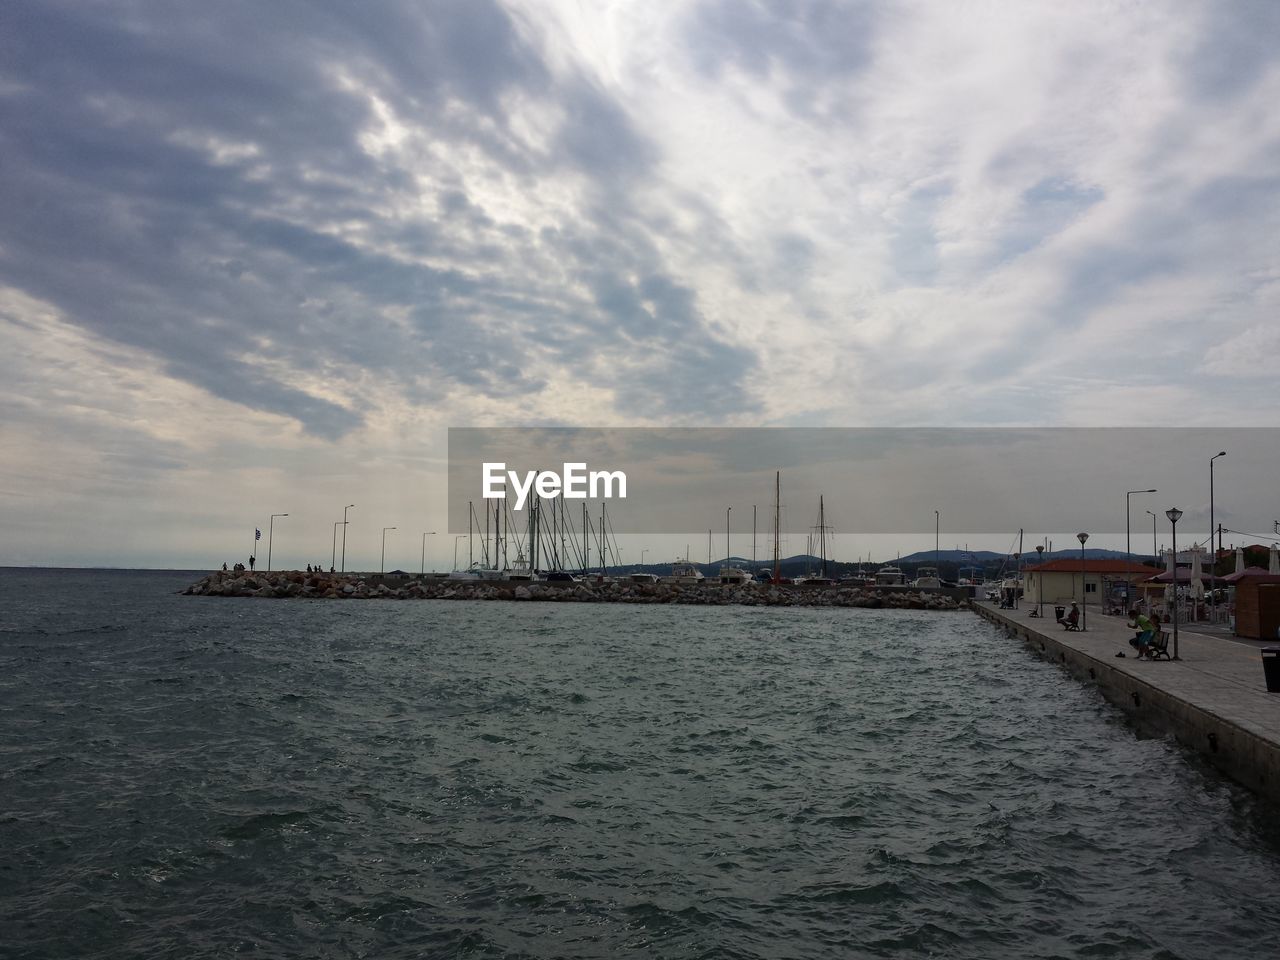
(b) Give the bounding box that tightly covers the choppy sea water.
[3,568,1280,959]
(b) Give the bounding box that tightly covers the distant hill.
[895,547,1138,564]
[606,547,1154,580]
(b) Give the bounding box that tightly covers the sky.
[1,0,1278,569]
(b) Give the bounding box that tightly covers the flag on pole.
[255,528,261,541]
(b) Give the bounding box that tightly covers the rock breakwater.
[183,570,968,610]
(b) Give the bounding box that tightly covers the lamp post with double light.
[1077,532,1089,631]
[1126,489,1156,610]
[1210,451,1226,623]
[341,504,354,573]
[1035,544,1044,617]
[1167,508,1183,659]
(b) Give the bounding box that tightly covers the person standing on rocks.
[249,555,255,571]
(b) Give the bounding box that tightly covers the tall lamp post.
[267,513,288,571]
[1146,510,1158,565]
[381,526,396,574]
[1035,544,1044,617]
[421,531,437,576]
[1210,451,1226,623]
[332,521,341,572]
[341,504,355,573]
[1167,507,1183,659]
[1077,532,1089,631]
[935,510,940,573]
[1125,489,1156,610]
[726,506,732,573]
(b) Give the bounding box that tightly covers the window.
[1085,582,1098,593]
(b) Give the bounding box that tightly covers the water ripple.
[2,569,1280,958]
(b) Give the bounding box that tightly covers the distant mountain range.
[606,547,1151,578]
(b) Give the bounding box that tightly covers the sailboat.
[768,471,791,584]
[796,494,834,585]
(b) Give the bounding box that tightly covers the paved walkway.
[976,601,1280,771]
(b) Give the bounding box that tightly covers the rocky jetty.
[182,570,969,611]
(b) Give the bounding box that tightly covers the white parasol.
[1190,545,1205,600]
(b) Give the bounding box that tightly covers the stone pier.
[975,601,1280,805]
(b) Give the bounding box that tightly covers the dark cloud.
[1180,0,1280,101]
[684,0,876,116]
[1,0,758,436]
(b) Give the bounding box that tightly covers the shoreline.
[974,601,1280,806]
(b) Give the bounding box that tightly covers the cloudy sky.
[2,1,1277,568]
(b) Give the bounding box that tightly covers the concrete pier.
[975,601,1280,805]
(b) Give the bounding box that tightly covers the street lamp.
[934,510,940,574]
[1146,509,1158,565]
[267,513,288,571]
[726,506,732,575]
[1167,507,1183,659]
[332,521,341,572]
[381,527,396,574]
[1125,489,1156,610]
[453,534,465,572]
[1210,451,1226,623]
[341,504,355,573]
[421,531,437,576]
[1077,532,1089,631]
[1035,544,1044,617]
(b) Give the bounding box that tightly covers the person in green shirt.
[1127,608,1156,658]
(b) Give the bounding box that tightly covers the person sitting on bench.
[1126,608,1156,658]
[1057,601,1080,630]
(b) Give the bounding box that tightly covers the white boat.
[629,572,660,584]
[662,560,705,585]
[717,566,755,585]
[503,552,540,581]
[913,566,942,588]
[875,564,905,586]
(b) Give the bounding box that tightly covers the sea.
[3,567,1280,959]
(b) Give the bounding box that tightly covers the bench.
[1148,630,1171,661]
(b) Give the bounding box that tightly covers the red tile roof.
[1224,567,1280,584]
[1025,559,1162,574]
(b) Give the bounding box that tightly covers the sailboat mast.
[820,494,827,578]
[772,470,781,582]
